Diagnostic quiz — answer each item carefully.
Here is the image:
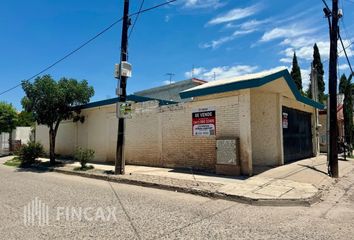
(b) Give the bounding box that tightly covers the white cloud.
[200,36,234,49]
[239,19,270,30]
[301,68,311,89]
[339,64,349,70]
[162,80,175,85]
[183,0,224,9]
[184,67,207,78]
[280,58,292,63]
[281,40,353,61]
[207,5,260,25]
[200,29,256,49]
[185,65,258,80]
[164,15,170,23]
[260,25,317,42]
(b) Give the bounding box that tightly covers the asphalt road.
[1,162,354,240]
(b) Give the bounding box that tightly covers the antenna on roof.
[191,65,195,78]
[166,73,175,84]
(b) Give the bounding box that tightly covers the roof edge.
[179,69,324,109]
[73,95,177,110]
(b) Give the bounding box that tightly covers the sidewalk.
[2,155,354,206]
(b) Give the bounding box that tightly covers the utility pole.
[311,63,320,156]
[327,0,339,177]
[115,0,130,175]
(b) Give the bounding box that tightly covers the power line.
[129,0,145,39]
[0,0,177,97]
[322,40,353,63]
[339,32,354,74]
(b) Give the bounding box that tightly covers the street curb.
[48,167,321,207]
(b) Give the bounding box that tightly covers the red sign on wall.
[192,107,216,136]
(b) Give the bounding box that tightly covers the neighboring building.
[36,68,323,176]
[134,78,207,102]
[0,127,32,155]
[0,132,9,156]
[318,104,345,153]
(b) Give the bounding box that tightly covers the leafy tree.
[291,52,303,92]
[0,102,17,133]
[21,75,94,165]
[0,102,18,152]
[17,111,35,127]
[339,74,353,154]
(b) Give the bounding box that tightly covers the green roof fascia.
[179,69,324,109]
[74,95,177,110]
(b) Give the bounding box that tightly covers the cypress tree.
[313,44,325,102]
[307,44,325,102]
[291,52,303,92]
[339,74,353,154]
[339,74,347,94]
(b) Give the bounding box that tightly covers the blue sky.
[0,0,353,110]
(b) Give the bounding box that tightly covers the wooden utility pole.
[328,0,339,177]
[115,0,130,175]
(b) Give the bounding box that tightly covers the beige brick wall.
[159,95,241,171]
[36,93,243,172]
[125,101,162,166]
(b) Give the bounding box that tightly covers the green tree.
[17,111,35,127]
[291,52,303,92]
[307,44,325,103]
[21,75,94,165]
[339,74,347,94]
[339,74,353,154]
[0,102,17,133]
[0,102,18,152]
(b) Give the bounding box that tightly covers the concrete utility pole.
[311,63,320,155]
[327,0,339,177]
[115,0,130,175]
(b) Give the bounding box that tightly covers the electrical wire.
[129,0,145,39]
[0,0,177,97]
[339,32,354,74]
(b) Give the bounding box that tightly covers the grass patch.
[73,165,94,171]
[3,157,21,167]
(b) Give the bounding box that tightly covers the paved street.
[1,162,354,240]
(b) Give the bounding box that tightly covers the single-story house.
[36,67,324,176]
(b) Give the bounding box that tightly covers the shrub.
[18,141,44,166]
[74,147,95,169]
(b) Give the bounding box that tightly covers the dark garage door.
[282,107,313,163]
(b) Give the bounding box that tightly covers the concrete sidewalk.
[2,155,354,206]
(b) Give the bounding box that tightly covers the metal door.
[282,107,313,163]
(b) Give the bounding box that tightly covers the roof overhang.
[72,95,177,110]
[180,69,324,109]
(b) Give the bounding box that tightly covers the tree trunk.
[49,129,56,165]
[8,131,13,153]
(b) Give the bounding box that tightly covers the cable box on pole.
[115,62,132,78]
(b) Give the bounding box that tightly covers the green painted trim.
[180,69,324,109]
[75,95,177,110]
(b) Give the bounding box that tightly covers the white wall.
[12,127,32,145]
